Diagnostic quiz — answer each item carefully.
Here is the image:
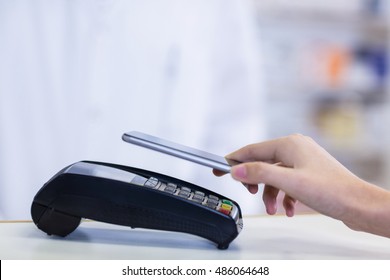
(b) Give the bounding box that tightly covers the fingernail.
[232,165,247,179]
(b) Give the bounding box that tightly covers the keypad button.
[178,189,190,198]
[206,199,219,209]
[221,203,232,211]
[195,191,205,197]
[218,208,231,215]
[207,198,219,204]
[192,192,205,203]
[130,176,148,186]
[208,195,219,201]
[222,199,233,206]
[164,185,176,194]
[191,197,203,204]
[145,178,159,188]
[181,187,191,193]
[193,194,204,200]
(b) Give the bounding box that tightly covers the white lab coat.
[0,0,267,219]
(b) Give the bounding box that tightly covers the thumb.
[230,162,296,191]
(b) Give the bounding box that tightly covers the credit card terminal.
[31,161,243,249]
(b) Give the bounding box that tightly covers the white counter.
[1,214,390,259]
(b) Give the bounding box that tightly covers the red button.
[218,207,230,215]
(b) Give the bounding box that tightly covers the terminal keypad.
[142,177,236,218]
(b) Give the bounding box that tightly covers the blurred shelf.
[251,0,390,187]
[253,0,389,41]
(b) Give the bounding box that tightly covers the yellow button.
[221,204,232,211]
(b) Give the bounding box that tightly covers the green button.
[222,199,233,206]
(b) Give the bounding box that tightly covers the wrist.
[342,180,390,238]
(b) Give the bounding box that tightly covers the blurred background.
[0,0,389,219]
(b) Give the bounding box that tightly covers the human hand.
[214,134,390,237]
[214,134,363,220]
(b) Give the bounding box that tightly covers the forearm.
[341,180,390,238]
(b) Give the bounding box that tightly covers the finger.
[226,141,280,163]
[226,134,312,166]
[226,137,290,163]
[246,183,259,194]
[212,169,227,177]
[230,162,297,193]
[213,167,259,194]
[262,184,279,215]
[283,195,297,217]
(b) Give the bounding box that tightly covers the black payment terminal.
[31,161,243,249]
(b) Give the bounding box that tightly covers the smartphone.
[122,131,239,173]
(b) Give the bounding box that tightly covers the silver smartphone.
[122,131,239,173]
